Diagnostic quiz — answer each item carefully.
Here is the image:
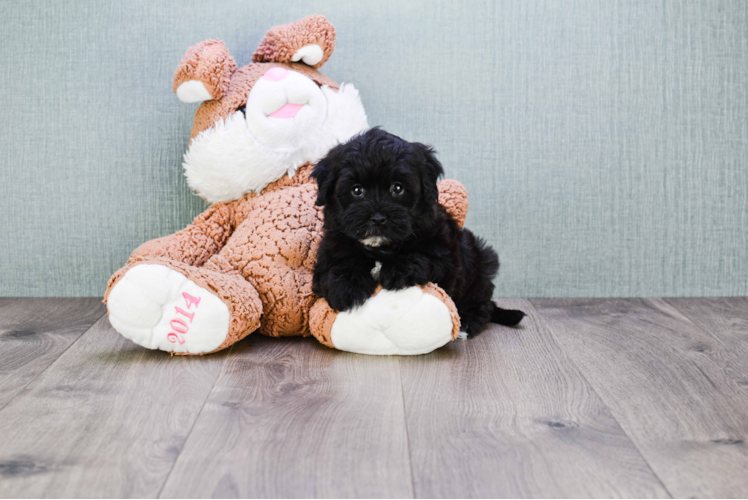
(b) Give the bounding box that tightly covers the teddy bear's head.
[173,15,369,203]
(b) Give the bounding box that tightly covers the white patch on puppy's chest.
[371,261,382,280]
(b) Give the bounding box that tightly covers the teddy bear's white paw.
[330,287,454,355]
[107,264,230,354]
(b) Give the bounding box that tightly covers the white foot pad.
[107,264,230,354]
[330,287,454,355]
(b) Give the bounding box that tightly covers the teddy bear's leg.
[105,260,262,355]
[309,284,461,355]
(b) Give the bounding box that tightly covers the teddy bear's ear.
[252,15,336,69]
[173,40,237,103]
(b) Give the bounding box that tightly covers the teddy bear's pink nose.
[263,67,289,82]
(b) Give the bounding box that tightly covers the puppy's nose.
[263,67,289,81]
[371,213,387,225]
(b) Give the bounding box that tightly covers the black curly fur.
[311,128,525,337]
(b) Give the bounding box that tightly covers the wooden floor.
[0,298,747,498]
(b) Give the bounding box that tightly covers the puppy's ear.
[416,143,445,204]
[311,157,337,206]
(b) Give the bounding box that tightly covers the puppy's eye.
[390,183,404,196]
[351,185,365,197]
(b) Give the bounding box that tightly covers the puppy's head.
[311,128,444,247]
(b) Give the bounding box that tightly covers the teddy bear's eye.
[351,185,365,197]
[390,183,404,196]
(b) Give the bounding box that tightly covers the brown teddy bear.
[104,15,469,355]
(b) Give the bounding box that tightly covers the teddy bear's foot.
[107,264,231,354]
[310,284,460,355]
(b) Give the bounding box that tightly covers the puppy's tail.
[490,304,526,326]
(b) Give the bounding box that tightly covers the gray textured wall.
[1,0,747,298]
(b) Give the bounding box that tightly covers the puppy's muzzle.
[371,213,386,225]
[359,235,391,247]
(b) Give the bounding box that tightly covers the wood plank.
[0,298,105,409]
[0,315,230,498]
[532,298,748,499]
[160,334,414,499]
[400,299,668,498]
[664,297,748,362]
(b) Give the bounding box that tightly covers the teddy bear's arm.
[128,202,235,267]
[251,15,336,69]
[438,179,469,228]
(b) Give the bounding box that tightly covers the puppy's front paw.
[326,286,374,312]
[379,258,430,290]
[321,273,377,312]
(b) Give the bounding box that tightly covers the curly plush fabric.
[176,17,339,140]
[203,166,323,337]
[105,165,468,346]
[252,15,336,69]
[105,16,471,355]
[419,283,462,339]
[437,179,469,228]
[173,40,237,100]
[186,62,339,140]
[127,202,238,266]
[308,296,337,348]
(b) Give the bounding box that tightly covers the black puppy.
[311,128,525,337]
